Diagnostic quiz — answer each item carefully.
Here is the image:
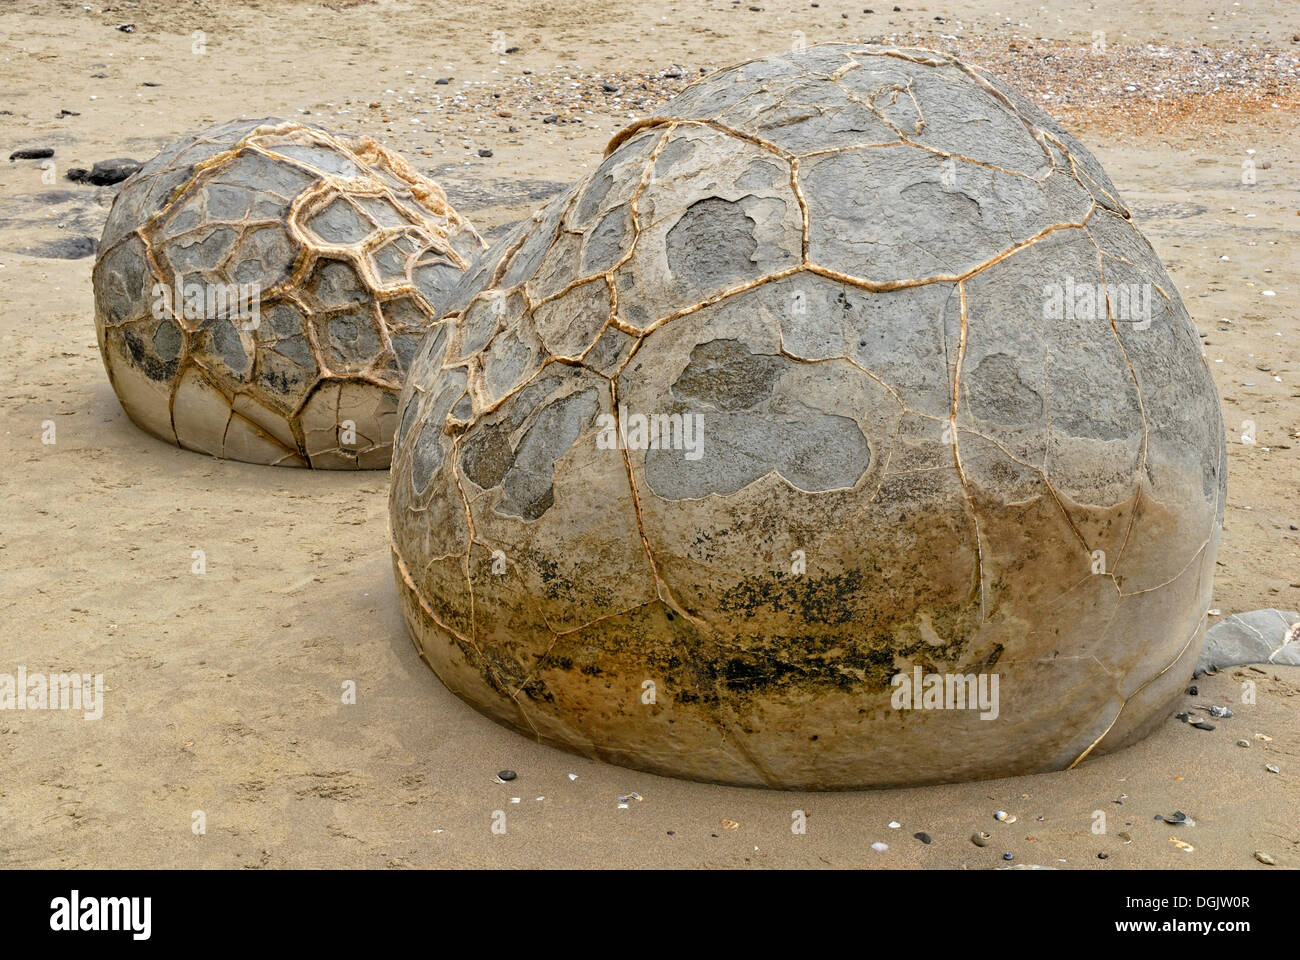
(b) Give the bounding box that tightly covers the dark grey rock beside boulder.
[1197,609,1300,672]
[67,158,143,186]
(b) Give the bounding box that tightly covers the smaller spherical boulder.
[93,118,485,468]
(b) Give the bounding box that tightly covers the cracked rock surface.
[389,45,1227,789]
[1198,610,1300,672]
[93,118,484,468]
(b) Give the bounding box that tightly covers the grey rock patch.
[666,197,760,290]
[1196,609,1300,673]
[495,387,601,520]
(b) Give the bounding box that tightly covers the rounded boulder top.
[93,118,485,469]
[389,45,1226,789]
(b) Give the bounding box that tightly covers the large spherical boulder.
[94,118,484,468]
[389,45,1226,788]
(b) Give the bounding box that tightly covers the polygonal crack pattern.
[93,118,486,468]
[388,45,1226,789]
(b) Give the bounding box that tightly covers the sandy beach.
[0,0,1297,868]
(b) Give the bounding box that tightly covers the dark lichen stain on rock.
[514,547,617,610]
[718,568,866,625]
[705,567,984,695]
[123,326,179,382]
[720,631,962,697]
[518,601,722,707]
[718,638,874,694]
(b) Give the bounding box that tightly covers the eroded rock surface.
[94,118,485,468]
[389,45,1226,788]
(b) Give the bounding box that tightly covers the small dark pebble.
[498,769,516,781]
[914,832,932,844]
[1002,852,1014,861]
[664,66,684,78]
[141,81,161,87]
[1191,721,1216,731]
[602,82,619,93]
[667,830,674,835]
[1188,685,1198,695]
[542,114,558,123]
[56,109,80,118]
[505,45,520,53]
[1098,852,1109,860]
[477,148,493,158]
[10,147,54,161]
[115,23,134,33]
[523,69,533,75]
[435,77,450,85]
